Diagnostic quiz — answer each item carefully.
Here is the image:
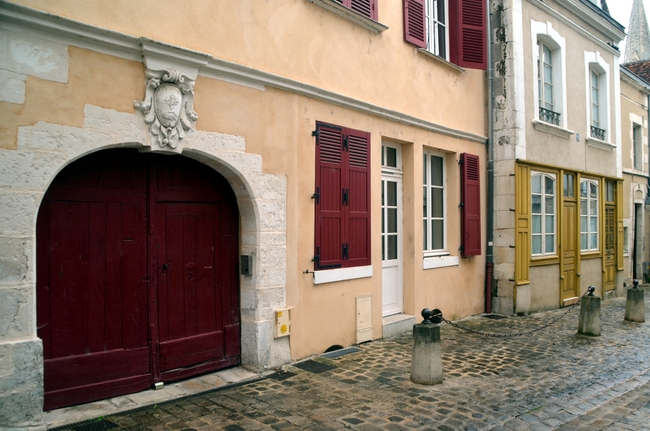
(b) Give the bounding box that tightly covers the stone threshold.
[44,366,270,429]
[382,313,416,339]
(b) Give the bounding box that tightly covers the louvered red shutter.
[315,123,344,270]
[460,153,481,257]
[345,127,371,267]
[404,0,427,48]
[449,0,487,70]
[344,0,377,20]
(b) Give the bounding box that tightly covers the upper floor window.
[585,52,610,142]
[532,21,566,129]
[580,179,599,252]
[423,151,446,254]
[538,41,556,123]
[633,123,643,170]
[531,171,556,256]
[404,0,487,70]
[425,0,448,59]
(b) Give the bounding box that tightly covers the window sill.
[586,136,615,151]
[313,265,373,284]
[306,0,388,33]
[530,256,559,266]
[532,120,574,139]
[423,255,459,270]
[416,49,466,73]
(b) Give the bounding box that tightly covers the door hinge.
[342,243,349,260]
[343,136,349,150]
[342,188,349,206]
[312,187,320,204]
[313,247,320,266]
[312,130,319,138]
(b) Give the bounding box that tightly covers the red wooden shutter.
[351,0,377,20]
[345,127,371,267]
[315,123,345,269]
[449,0,487,70]
[404,0,427,48]
[460,153,481,257]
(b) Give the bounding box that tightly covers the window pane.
[545,196,554,214]
[591,233,598,250]
[437,0,445,24]
[580,181,588,197]
[386,147,397,168]
[432,220,444,250]
[590,203,597,216]
[431,156,443,186]
[532,215,542,234]
[564,174,574,198]
[388,208,397,233]
[438,26,446,59]
[387,181,397,206]
[544,83,553,105]
[545,215,554,233]
[590,183,598,198]
[581,215,587,232]
[532,194,541,214]
[532,235,542,255]
[423,186,427,217]
[590,216,597,232]
[532,174,541,194]
[388,235,398,260]
[545,234,554,253]
[545,176,554,195]
[581,199,587,215]
[432,188,443,218]
[423,155,427,183]
[581,234,588,250]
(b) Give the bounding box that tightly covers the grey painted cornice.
[0,1,486,144]
[527,0,625,55]
[621,66,650,93]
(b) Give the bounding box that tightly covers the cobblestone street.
[49,288,650,431]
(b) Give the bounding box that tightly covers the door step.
[382,313,416,339]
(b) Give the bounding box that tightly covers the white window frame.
[531,171,557,257]
[531,21,567,129]
[423,150,447,256]
[425,0,449,60]
[580,178,599,252]
[584,51,610,143]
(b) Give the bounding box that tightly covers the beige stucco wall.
[0,1,488,425]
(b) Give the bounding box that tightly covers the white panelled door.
[381,144,403,317]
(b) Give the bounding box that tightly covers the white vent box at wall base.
[274,308,291,338]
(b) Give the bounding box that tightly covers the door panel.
[561,201,579,304]
[38,149,240,410]
[604,206,616,292]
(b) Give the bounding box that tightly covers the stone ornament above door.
[134,68,197,153]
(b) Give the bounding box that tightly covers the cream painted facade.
[0,1,488,427]
[490,0,626,315]
[620,67,650,285]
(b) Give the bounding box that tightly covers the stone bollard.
[624,280,645,323]
[411,309,443,385]
[578,286,601,336]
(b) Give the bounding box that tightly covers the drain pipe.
[485,0,495,314]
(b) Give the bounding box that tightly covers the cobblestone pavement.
[51,288,650,431]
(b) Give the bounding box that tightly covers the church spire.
[625,0,650,63]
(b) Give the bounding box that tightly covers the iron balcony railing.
[591,125,606,141]
[539,107,561,126]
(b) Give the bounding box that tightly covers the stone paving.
[49,287,650,431]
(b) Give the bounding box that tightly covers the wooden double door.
[37,149,240,410]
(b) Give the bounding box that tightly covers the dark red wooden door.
[149,155,240,382]
[37,149,240,410]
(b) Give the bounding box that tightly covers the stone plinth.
[625,288,645,323]
[411,324,443,385]
[578,295,601,336]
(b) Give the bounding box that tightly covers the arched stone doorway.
[37,149,241,410]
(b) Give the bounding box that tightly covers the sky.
[607,0,645,57]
